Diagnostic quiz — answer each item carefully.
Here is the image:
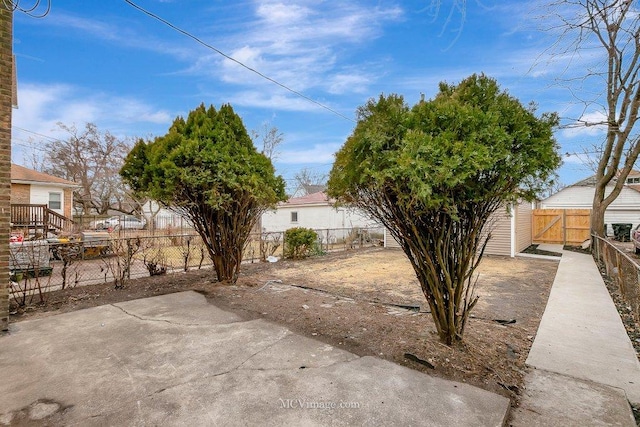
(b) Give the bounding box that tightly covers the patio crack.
[144,329,294,398]
[237,355,361,373]
[209,329,292,377]
[110,304,204,326]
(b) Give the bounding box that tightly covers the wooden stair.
[11,204,74,236]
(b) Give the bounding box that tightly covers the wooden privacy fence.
[532,209,591,245]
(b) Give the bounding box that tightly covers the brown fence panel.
[532,209,564,244]
[532,209,591,245]
[564,209,591,244]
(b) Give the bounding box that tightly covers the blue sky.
[11,0,608,190]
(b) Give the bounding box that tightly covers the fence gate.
[532,209,591,245]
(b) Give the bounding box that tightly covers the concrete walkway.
[0,291,509,426]
[512,246,640,426]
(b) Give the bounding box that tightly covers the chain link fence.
[72,213,195,236]
[9,226,385,307]
[592,234,640,323]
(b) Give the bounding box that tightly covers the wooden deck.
[11,204,74,235]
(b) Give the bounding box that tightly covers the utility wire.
[123,0,354,123]
[2,0,50,17]
[12,125,61,142]
[13,139,48,153]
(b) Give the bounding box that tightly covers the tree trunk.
[211,249,240,283]
[590,203,606,239]
[591,181,608,239]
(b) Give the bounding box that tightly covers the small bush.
[312,240,326,256]
[284,227,318,259]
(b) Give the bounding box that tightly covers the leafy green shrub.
[311,240,326,256]
[284,227,318,259]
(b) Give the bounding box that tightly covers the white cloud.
[327,72,373,95]
[278,142,341,164]
[23,3,404,114]
[256,2,311,23]
[228,90,348,116]
[211,1,403,101]
[11,83,172,156]
[561,111,608,138]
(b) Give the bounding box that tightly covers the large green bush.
[327,74,560,344]
[120,103,286,283]
[284,227,318,259]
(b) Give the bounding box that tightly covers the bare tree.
[42,122,137,215]
[543,0,640,237]
[251,122,283,160]
[293,168,327,196]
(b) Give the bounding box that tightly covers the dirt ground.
[8,247,558,406]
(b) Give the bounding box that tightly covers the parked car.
[632,224,640,254]
[90,215,146,230]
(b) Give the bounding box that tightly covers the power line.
[12,139,48,153]
[123,0,354,123]
[2,0,51,18]
[12,125,61,142]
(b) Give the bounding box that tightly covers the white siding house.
[141,200,190,230]
[384,201,534,257]
[11,164,77,219]
[261,192,378,234]
[539,173,640,235]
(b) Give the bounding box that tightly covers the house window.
[291,211,298,223]
[627,177,640,184]
[49,192,62,210]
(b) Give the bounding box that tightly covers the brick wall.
[64,188,73,218]
[1,6,12,331]
[11,183,29,204]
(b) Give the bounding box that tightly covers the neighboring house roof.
[571,175,597,187]
[11,164,78,187]
[301,184,326,194]
[570,169,640,191]
[280,191,334,207]
[291,183,328,198]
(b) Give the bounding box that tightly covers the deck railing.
[11,204,74,234]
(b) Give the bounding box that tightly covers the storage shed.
[384,201,534,258]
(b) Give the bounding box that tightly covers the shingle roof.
[571,169,640,187]
[11,164,78,187]
[281,191,333,206]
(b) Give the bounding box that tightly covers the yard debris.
[387,303,420,311]
[498,382,520,394]
[506,343,519,360]
[266,256,279,263]
[256,279,282,291]
[385,307,420,317]
[404,353,435,369]
[493,319,516,325]
[302,304,309,310]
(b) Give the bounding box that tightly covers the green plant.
[120,103,286,283]
[312,240,326,256]
[328,74,560,344]
[284,227,318,259]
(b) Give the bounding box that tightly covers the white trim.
[510,203,516,257]
[12,179,78,188]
